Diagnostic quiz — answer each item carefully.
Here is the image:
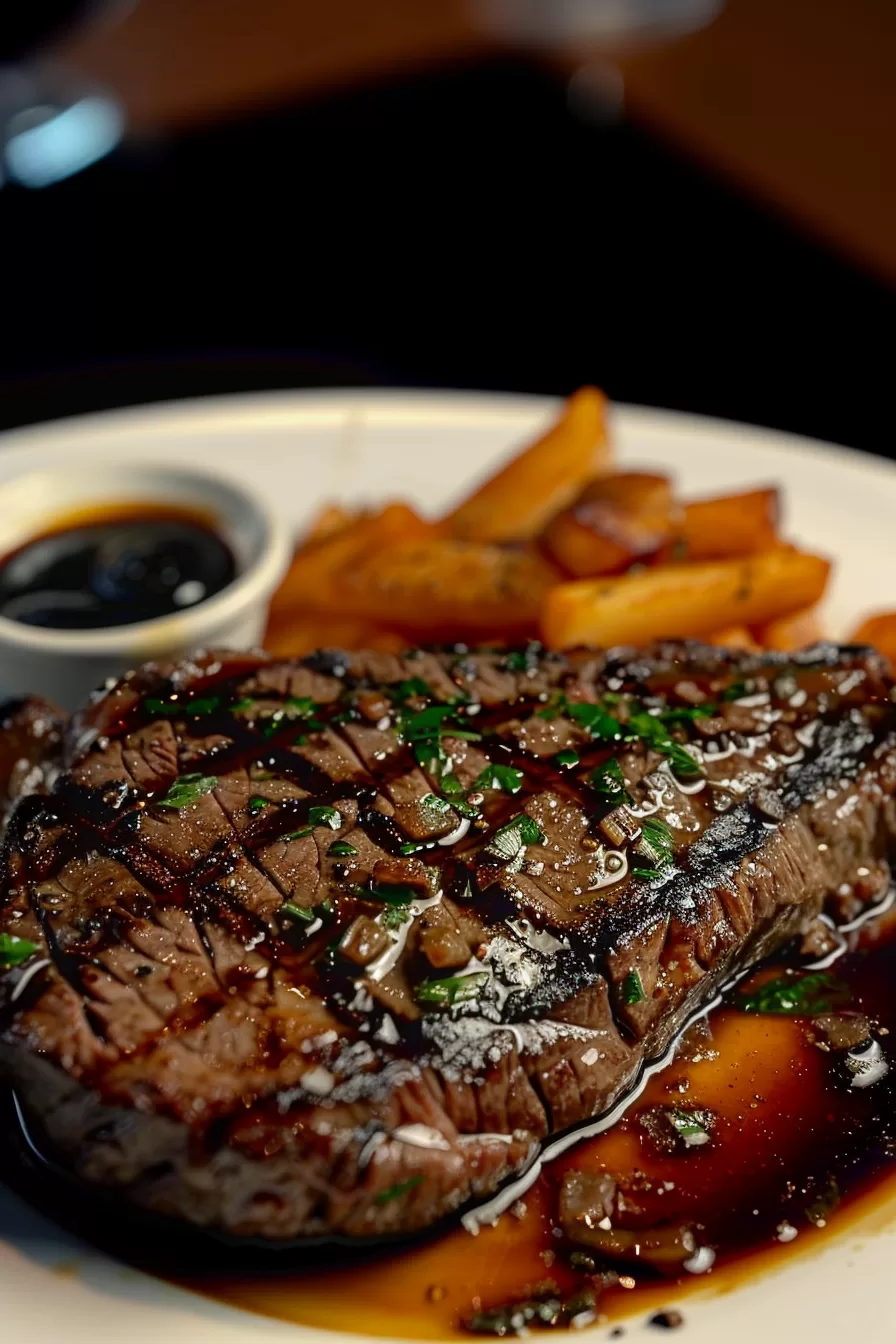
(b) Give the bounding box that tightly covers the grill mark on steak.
[1,641,895,1242]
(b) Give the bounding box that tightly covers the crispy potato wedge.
[704,626,762,651]
[334,538,557,637]
[303,503,358,546]
[542,472,676,577]
[755,605,824,652]
[265,613,388,658]
[446,387,610,542]
[541,549,831,650]
[663,488,780,562]
[269,503,434,618]
[848,612,896,664]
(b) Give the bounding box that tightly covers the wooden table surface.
[61,0,896,281]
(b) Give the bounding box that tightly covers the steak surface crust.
[1,641,894,1241]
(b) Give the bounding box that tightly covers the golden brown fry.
[542,472,676,577]
[704,626,762,652]
[302,502,358,546]
[265,612,384,658]
[540,549,831,650]
[663,488,780,562]
[334,538,557,637]
[268,503,433,619]
[848,612,896,664]
[755,605,824,652]
[445,387,610,542]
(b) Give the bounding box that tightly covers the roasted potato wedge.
[268,503,434,618]
[445,387,610,542]
[541,472,676,577]
[755,605,824,652]
[704,626,762,651]
[848,612,896,664]
[334,538,557,637]
[541,549,830,650]
[663,488,780,562]
[303,503,358,546]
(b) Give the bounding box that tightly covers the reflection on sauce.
[178,912,896,1337]
[0,503,235,630]
[2,916,895,1339]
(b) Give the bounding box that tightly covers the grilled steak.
[1,641,895,1242]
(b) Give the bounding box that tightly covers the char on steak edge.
[0,641,894,1242]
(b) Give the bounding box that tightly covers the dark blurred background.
[0,0,893,452]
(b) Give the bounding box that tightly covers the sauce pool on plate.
[0,503,235,630]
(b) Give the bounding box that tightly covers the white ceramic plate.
[1,390,895,1344]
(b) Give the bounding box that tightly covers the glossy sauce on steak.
[0,641,894,1244]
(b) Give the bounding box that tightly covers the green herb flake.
[553,749,580,770]
[230,697,255,713]
[626,710,701,779]
[484,813,545,864]
[155,773,218,809]
[723,681,753,702]
[589,758,631,805]
[450,798,482,820]
[631,865,664,882]
[638,816,675,870]
[310,805,342,830]
[567,702,624,742]
[668,1108,712,1145]
[503,642,542,673]
[0,933,39,968]
[248,795,271,814]
[380,905,410,931]
[474,763,525,794]
[399,842,424,856]
[735,971,848,1017]
[145,693,224,719]
[281,902,314,924]
[660,704,716,725]
[420,792,452,816]
[622,970,645,1005]
[328,840,358,858]
[368,882,420,907]
[415,971,491,1007]
[391,677,432,703]
[374,1175,424,1206]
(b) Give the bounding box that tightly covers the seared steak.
[1,642,894,1242]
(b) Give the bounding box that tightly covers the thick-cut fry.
[755,605,824,652]
[541,549,831,650]
[704,626,762,651]
[265,613,385,658]
[268,503,433,618]
[848,612,896,664]
[445,387,610,542]
[542,472,676,577]
[334,538,558,637]
[664,488,780,562]
[303,503,358,546]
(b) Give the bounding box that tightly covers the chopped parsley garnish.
[626,710,701,778]
[230,697,255,713]
[145,692,224,718]
[248,795,271,815]
[588,758,631,806]
[503,642,542,672]
[621,970,645,1005]
[483,813,545,865]
[281,805,342,840]
[0,933,38,968]
[668,1109,712,1144]
[631,865,665,882]
[367,882,420,907]
[396,703,481,774]
[735,971,848,1017]
[328,840,358,857]
[638,816,674,869]
[567,702,624,741]
[553,749,580,769]
[374,1175,424,1205]
[380,905,410,931]
[390,677,432,702]
[399,842,425,856]
[723,681,753,702]
[262,696,323,738]
[281,902,314,923]
[474,763,525,794]
[659,705,715,725]
[415,971,490,1006]
[420,792,451,816]
[155,773,217,809]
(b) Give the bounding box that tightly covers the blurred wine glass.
[0,0,128,188]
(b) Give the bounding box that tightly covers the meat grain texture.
[0,641,894,1241]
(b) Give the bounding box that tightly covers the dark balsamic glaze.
[0,503,235,630]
